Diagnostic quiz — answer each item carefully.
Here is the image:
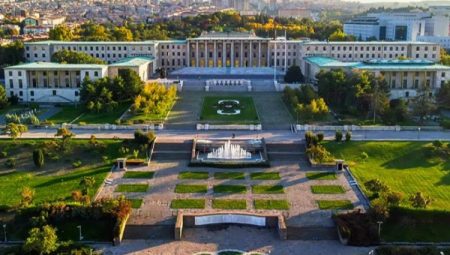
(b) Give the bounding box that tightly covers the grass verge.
[212,199,247,210]
[175,184,208,193]
[115,184,149,193]
[254,199,289,210]
[317,200,353,210]
[311,185,345,194]
[252,185,284,194]
[171,199,205,209]
[179,171,209,180]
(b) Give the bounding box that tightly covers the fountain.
[206,140,251,160]
[190,139,269,167]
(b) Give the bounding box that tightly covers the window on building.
[19,91,23,96]
[30,91,34,96]
[391,80,396,88]
[19,80,22,88]
[414,80,419,89]
[94,71,98,77]
[402,80,407,88]
[9,79,13,88]
[52,90,56,96]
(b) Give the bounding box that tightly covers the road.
[2,128,450,142]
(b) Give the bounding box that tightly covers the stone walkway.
[98,226,373,255]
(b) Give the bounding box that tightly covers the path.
[4,128,450,142]
[97,228,373,255]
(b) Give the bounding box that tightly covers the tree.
[3,123,27,140]
[0,41,25,67]
[23,225,58,255]
[412,86,437,124]
[364,179,390,197]
[295,98,329,122]
[51,50,105,64]
[79,176,96,196]
[437,81,450,108]
[20,186,35,207]
[328,30,356,41]
[112,26,133,41]
[33,149,45,168]
[134,129,156,145]
[79,23,110,41]
[409,192,432,208]
[55,127,75,150]
[284,65,304,83]
[117,69,144,100]
[440,48,450,66]
[335,130,343,142]
[306,144,333,163]
[384,191,403,207]
[49,24,74,41]
[0,84,9,109]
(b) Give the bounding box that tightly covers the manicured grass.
[254,199,289,210]
[170,199,205,209]
[250,172,281,180]
[0,139,123,207]
[175,184,207,193]
[77,102,130,124]
[214,172,245,180]
[317,200,354,210]
[200,96,259,124]
[252,185,284,194]
[324,141,450,210]
[115,184,149,193]
[306,172,337,180]
[381,207,450,242]
[311,185,345,194]
[212,199,247,210]
[213,185,247,194]
[127,199,143,209]
[47,103,130,124]
[123,171,154,179]
[46,106,84,123]
[179,171,209,180]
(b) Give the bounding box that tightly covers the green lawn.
[175,184,207,193]
[214,172,245,180]
[254,199,289,210]
[127,199,143,209]
[47,103,130,124]
[123,171,154,179]
[250,172,281,180]
[179,171,209,180]
[324,141,450,210]
[200,96,259,124]
[317,200,354,210]
[252,185,284,194]
[311,185,345,194]
[115,184,149,193]
[171,199,205,209]
[212,199,247,210]
[0,139,123,207]
[213,185,247,194]
[46,106,84,124]
[306,172,337,180]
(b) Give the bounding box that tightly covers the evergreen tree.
[33,149,45,168]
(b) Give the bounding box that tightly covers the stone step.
[123,225,174,240]
[287,226,338,240]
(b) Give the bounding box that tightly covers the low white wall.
[197,123,262,131]
[58,123,164,130]
[296,124,401,132]
[195,215,266,227]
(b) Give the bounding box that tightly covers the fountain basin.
[190,138,270,168]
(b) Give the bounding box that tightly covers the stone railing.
[196,123,262,131]
[150,78,183,91]
[296,124,444,132]
[205,79,252,92]
[175,211,286,240]
[36,123,164,131]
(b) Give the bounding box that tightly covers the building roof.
[304,56,450,71]
[303,41,437,45]
[108,56,154,67]
[24,40,158,45]
[5,62,107,70]
[304,56,359,68]
[191,31,265,40]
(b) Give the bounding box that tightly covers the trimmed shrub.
[33,149,45,168]
[5,157,16,168]
[335,130,343,142]
[317,133,324,142]
[345,131,352,142]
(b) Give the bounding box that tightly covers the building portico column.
[222,41,226,67]
[258,41,262,67]
[240,41,244,67]
[249,41,253,67]
[195,41,199,67]
[214,41,217,67]
[187,43,190,67]
[204,41,208,68]
[231,42,234,68]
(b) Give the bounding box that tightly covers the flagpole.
[274,29,277,82]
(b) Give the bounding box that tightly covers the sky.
[342,0,429,2]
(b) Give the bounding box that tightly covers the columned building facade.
[187,32,270,68]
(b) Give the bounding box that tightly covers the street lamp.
[77,225,83,241]
[2,224,6,243]
[377,221,383,239]
[417,127,421,140]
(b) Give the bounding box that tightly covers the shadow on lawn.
[33,165,109,188]
[380,144,440,170]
